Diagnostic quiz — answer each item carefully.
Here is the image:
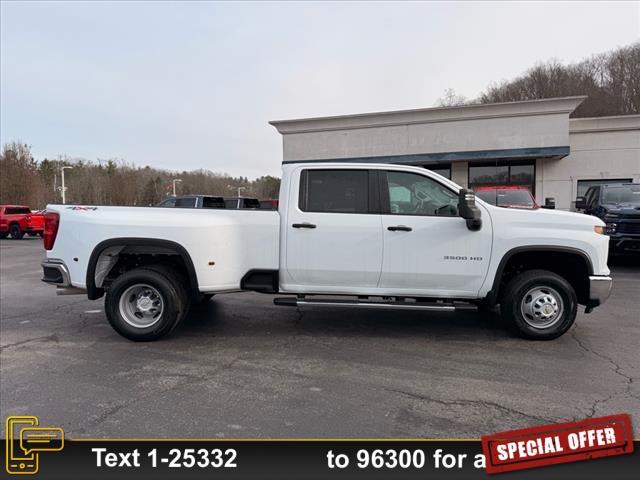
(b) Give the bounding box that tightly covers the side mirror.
[542,197,556,209]
[575,196,587,210]
[458,189,482,231]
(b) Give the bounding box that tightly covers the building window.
[424,164,451,180]
[468,161,535,192]
[299,169,369,213]
[576,179,632,198]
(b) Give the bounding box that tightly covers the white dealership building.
[271,96,640,210]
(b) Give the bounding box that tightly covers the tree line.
[437,41,639,118]
[0,142,280,209]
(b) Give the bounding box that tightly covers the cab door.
[378,170,492,297]
[282,167,383,293]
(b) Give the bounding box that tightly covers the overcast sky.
[1,1,638,178]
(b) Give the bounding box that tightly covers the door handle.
[387,225,412,232]
[292,222,317,229]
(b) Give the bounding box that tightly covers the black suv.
[576,183,640,254]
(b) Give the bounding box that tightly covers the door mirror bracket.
[458,189,482,231]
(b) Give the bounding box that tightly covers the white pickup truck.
[41,162,612,341]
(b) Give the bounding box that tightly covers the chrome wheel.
[118,284,164,328]
[520,286,564,329]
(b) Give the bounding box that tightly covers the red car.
[0,205,45,239]
[474,186,538,209]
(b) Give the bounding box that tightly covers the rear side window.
[202,197,225,208]
[299,169,369,214]
[5,207,31,214]
[175,197,197,208]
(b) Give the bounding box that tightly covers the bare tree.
[435,88,468,107]
[478,42,639,117]
[0,144,281,208]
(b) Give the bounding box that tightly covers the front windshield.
[476,189,536,208]
[602,185,640,205]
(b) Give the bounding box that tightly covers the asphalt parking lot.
[1,237,639,439]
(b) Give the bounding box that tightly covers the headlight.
[594,226,605,235]
[605,223,618,234]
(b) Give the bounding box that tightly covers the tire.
[104,266,190,341]
[500,269,577,340]
[10,224,24,239]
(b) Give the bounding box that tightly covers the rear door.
[378,169,492,297]
[282,167,383,292]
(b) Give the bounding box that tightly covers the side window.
[5,207,31,214]
[385,171,458,216]
[582,187,594,208]
[588,187,600,207]
[175,197,196,208]
[299,169,369,214]
[159,198,177,207]
[202,197,225,209]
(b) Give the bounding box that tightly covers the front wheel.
[500,269,577,340]
[105,267,189,341]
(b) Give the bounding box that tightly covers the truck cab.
[576,183,640,254]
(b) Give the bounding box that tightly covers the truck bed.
[46,205,280,291]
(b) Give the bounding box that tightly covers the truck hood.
[484,202,604,229]
[602,203,640,217]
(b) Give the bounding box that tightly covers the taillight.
[43,211,60,250]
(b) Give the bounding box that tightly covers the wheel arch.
[486,246,593,306]
[86,238,199,300]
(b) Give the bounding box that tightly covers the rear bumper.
[41,258,87,295]
[586,275,612,311]
[42,259,71,286]
[41,259,86,295]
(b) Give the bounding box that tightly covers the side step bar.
[273,297,477,312]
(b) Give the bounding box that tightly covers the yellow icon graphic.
[6,416,64,475]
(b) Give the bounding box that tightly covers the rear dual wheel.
[105,265,190,341]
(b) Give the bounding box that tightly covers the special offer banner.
[3,414,639,479]
[482,414,634,474]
